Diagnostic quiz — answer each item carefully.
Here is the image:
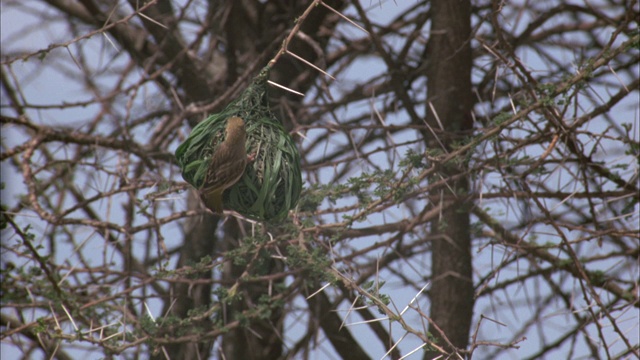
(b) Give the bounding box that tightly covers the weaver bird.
[200,116,248,214]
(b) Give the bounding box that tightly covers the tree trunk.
[151,193,218,360]
[423,0,475,358]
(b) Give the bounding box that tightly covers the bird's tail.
[201,190,224,214]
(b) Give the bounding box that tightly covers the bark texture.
[423,0,475,357]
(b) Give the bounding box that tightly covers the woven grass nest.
[175,67,302,222]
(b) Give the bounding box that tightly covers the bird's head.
[226,116,245,132]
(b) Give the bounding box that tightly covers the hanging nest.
[175,67,302,222]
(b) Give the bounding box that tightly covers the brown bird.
[200,116,248,214]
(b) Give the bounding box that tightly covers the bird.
[199,116,248,214]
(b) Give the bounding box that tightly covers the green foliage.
[627,31,640,49]
[285,245,334,283]
[361,280,391,315]
[213,286,242,305]
[625,143,640,158]
[297,155,426,221]
[140,309,211,341]
[226,234,269,267]
[33,317,48,335]
[180,255,214,278]
[140,314,159,336]
[253,294,284,320]
[194,255,213,272]
[536,82,559,106]
[296,182,351,212]
[589,270,607,287]
[297,184,325,212]
[425,147,445,158]
[400,149,427,168]
[491,112,512,126]
[557,258,574,268]
[425,332,439,351]
[348,173,374,205]
[350,169,415,208]
[231,296,285,328]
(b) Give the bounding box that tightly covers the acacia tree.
[1,1,638,359]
